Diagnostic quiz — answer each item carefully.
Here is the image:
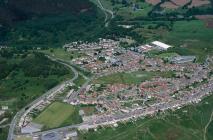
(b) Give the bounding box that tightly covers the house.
[2,106,8,110]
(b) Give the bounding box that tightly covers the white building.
[151,41,172,50]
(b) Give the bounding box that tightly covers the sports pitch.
[33,102,82,129]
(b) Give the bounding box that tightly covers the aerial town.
[1,0,213,140]
[11,38,213,140]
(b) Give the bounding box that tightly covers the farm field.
[79,94,213,140]
[163,20,213,62]
[146,0,211,8]
[93,71,175,84]
[164,20,213,46]
[33,102,82,130]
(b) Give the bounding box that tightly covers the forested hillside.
[0,47,74,139]
[0,48,72,108]
[0,0,105,48]
[0,0,94,24]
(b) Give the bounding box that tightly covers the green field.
[116,2,152,19]
[163,20,213,62]
[80,105,97,116]
[40,48,86,61]
[33,102,82,129]
[79,94,213,140]
[157,52,179,59]
[74,74,87,88]
[93,70,175,84]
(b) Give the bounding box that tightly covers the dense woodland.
[0,0,105,48]
[0,49,69,79]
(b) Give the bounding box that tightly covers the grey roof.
[41,132,61,140]
[21,122,42,134]
[170,56,196,64]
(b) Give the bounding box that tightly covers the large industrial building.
[170,56,196,64]
[138,41,172,52]
[151,41,172,50]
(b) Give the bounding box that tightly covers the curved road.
[96,0,114,27]
[7,56,79,140]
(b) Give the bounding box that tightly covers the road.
[96,0,114,27]
[8,55,213,139]
[30,78,213,137]
[7,56,79,140]
[68,75,95,104]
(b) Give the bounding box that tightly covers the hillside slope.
[0,0,94,24]
[0,0,105,48]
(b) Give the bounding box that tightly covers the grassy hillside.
[164,20,213,62]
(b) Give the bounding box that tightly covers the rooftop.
[151,41,172,49]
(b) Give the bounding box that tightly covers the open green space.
[33,102,82,130]
[93,70,175,84]
[40,48,86,61]
[74,74,87,88]
[116,2,153,19]
[79,94,213,140]
[157,52,179,59]
[80,105,97,116]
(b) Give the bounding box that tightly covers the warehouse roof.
[152,41,172,50]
